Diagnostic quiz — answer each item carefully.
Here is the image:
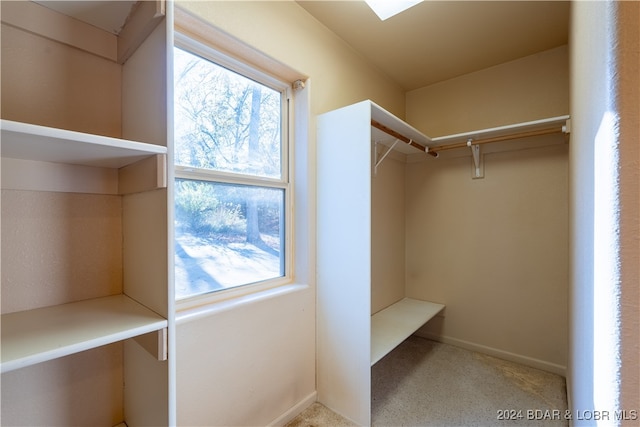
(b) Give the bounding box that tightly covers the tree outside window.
[174,45,288,300]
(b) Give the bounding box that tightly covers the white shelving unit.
[317,100,569,425]
[1,119,167,195]
[1,121,169,375]
[1,2,174,426]
[1,119,167,168]
[1,294,167,373]
[317,100,444,426]
[430,115,570,146]
[371,298,445,366]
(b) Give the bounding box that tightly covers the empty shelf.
[370,100,431,155]
[430,115,570,147]
[1,119,167,169]
[371,297,444,365]
[1,294,168,373]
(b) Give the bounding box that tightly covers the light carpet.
[287,336,567,427]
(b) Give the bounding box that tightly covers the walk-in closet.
[2,1,637,426]
[317,100,570,425]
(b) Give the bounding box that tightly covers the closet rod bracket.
[374,139,400,176]
[468,139,484,179]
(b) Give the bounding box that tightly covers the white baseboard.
[416,331,567,377]
[267,391,317,427]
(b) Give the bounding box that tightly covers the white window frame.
[173,32,295,307]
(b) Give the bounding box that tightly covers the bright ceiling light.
[364,0,423,20]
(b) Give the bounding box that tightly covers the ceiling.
[296,1,570,91]
[35,1,570,91]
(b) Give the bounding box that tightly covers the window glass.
[174,47,282,179]
[175,179,285,299]
[174,44,288,301]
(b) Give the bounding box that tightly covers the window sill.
[175,282,309,325]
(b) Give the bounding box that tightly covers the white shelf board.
[371,297,444,366]
[431,115,570,147]
[1,119,167,169]
[1,294,168,373]
[369,100,432,155]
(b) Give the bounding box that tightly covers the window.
[173,37,291,301]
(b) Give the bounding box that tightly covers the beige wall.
[0,21,121,137]
[406,140,568,373]
[371,153,406,315]
[1,344,124,426]
[175,2,406,425]
[404,47,570,374]
[1,191,123,314]
[407,45,569,137]
[568,1,609,414]
[616,1,640,415]
[570,0,640,419]
[0,191,124,426]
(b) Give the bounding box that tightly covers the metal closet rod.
[428,126,566,154]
